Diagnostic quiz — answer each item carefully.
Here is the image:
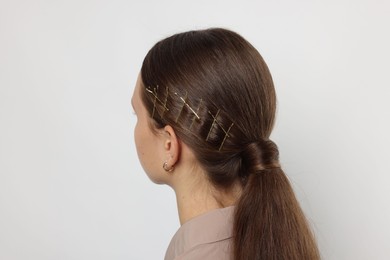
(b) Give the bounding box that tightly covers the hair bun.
[241,139,280,173]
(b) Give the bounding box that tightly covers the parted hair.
[140,28,320,260]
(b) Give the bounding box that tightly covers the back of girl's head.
[140,28,320,260]
[141,28,277,186]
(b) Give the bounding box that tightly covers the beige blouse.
[165,206,235,260]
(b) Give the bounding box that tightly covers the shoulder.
[174,238,233,260]
[165,206,235,260]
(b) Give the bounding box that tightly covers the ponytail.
[233,140,320,260]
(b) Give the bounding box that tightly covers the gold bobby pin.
[174,92,201,121]
[174,91,187,122]
[145,86,169,118]
[218,122,234,151]
[206,109,235,150]
[174,91,202,123]
[190,98,203,129]
[161,86,170,118]
[206,109,220,142]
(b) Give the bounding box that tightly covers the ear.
[163,125,180,169]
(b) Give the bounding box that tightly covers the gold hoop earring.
[163,161,174,172]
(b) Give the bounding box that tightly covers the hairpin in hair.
[173,91,202,123]
[219,122,234,151]
[206,109,220,142]
[174,91,187,122]
[145,86,169,118]
[162,85,170,118]
[190,98,202,129]
[145,85,235,151]
[206,109,235,151]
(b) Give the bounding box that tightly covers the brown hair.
[140,28,320,260]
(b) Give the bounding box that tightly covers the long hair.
[140,28,320,260]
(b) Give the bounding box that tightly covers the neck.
[174,185,220,225]
[172,171,241,225]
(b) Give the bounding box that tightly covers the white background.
[1,0,389,259]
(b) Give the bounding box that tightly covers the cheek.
[134,120,153,172]
[133,120,166,184]
[134,121,144,161]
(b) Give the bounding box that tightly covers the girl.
[131,28,320,260]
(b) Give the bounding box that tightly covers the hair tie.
[242,139,281,172]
